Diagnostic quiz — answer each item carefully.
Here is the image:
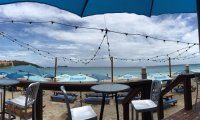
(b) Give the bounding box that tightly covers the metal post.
[169,57,172,77]
[110,56,114,83]
[185,64,189,73]
[197,0,200,50]
[141,67,147,79]
[54,57,57,82]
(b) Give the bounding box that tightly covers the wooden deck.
[164,103,200,120]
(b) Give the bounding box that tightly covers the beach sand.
[1,79,199,120]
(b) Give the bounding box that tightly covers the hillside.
[0,60,41,68]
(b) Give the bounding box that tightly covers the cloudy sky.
[0,2,199,67]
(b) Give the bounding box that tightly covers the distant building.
[0,60,14,67]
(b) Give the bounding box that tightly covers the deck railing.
[16,73,196,120]
[158,73,196,119]
[17,79,152,120]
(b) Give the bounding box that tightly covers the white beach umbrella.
[55,74,70,79]
[58,74,97,82]
[147,73,172,81]
[118,74,138,81]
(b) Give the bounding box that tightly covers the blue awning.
[0,0,196,17]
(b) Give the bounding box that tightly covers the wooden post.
[185,64,189,73]
[169,57,172,77]
[110,56,114,83]
[183,75,192,110]
[141,84,152,120]
[197,0,200,50]
[33,88,43,120]
[54,57,57,82]
[141,67,147,79]
[158,97,164,119]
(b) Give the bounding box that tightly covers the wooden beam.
[169,57,172,77]
[183,75,192,110]
[54,57,57,82]
[197,0,200,50]
[110,56,114,82]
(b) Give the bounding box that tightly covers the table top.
[91,83,130,93]
[0,79,19,86]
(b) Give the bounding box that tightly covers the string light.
[83,32,107,64]
[0,20,199,64]
[113,44,196,63]
[0,20,198,46]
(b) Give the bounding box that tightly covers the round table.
[91,83,130,120]
[0,79,19,120]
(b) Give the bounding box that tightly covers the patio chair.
[131,80,162,120]
[60,86,97,120]
[7,82,40,120]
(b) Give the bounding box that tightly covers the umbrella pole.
[110,56,114,83]
[168,57,172,77]
[80,81,82,106]
[197,0,200,51]
[28,72,30,80]
[54,57,57,82]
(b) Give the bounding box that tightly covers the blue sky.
[0,2,199,67]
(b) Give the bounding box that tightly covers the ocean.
[40,64,200,78]
[1,64,200,78]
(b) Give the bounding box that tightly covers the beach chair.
[82,97,111,104]
[50,95,77,103]
[7,82,40,120]
[163,93,177,106]
[174,84,196,93]
[51,90,77,102]
[83,92,112,104]
[131,80,162,120]
[60,86,97,120]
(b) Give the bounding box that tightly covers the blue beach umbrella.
[43,74,54,78]
[90,74,111,81]
[9,65,43,76]
[0,72,7,75]
[0,0,196,17]
[6,73,24,80]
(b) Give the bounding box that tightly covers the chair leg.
[151,111,153,120]
[132,107,134,120]
[8,105,11,120]
[34,102,37,120]
[157,111,161,120]
[24,108,27,120]
[19,108,22,120]
[136,111,138,120]
[195,85,199,111]
[0,92,2,112]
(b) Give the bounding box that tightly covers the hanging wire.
[83,32,107,64]
[0,19,199,64]
[0,19,198,45]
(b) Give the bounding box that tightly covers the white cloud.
[0,3,198,67]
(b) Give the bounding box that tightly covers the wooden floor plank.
[164,102,200,120]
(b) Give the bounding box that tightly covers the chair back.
[195,74,200,84]
[60,86,72,120]
[150,80,162,105]
[25,82,40,107]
